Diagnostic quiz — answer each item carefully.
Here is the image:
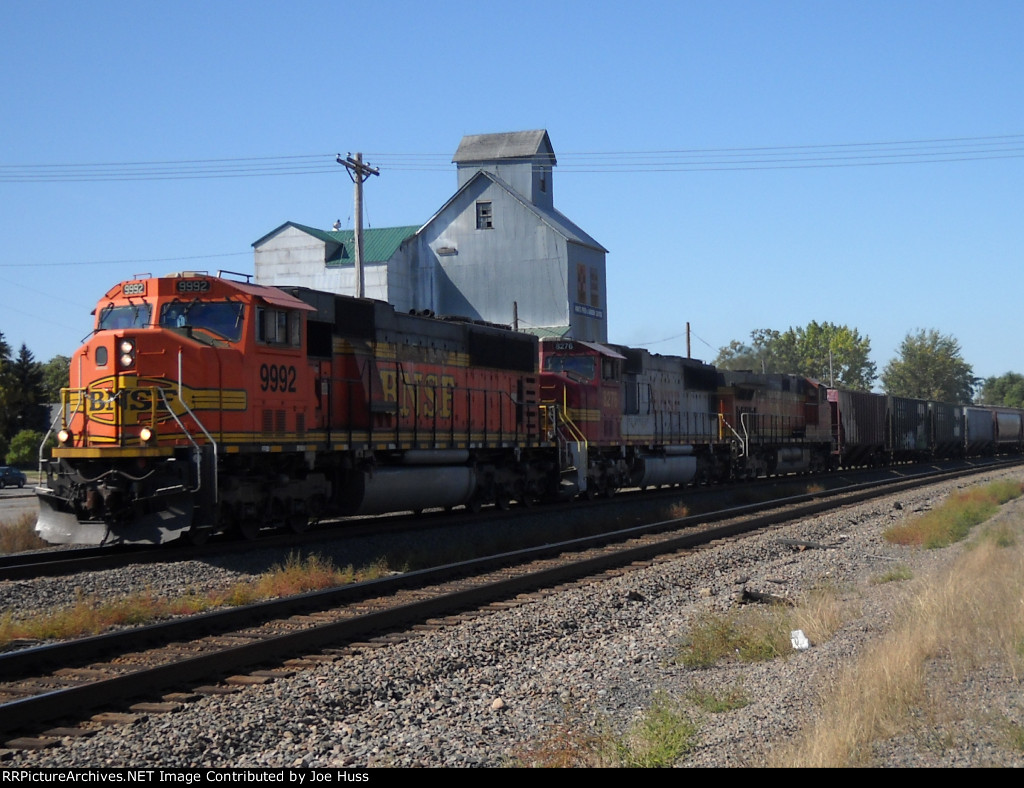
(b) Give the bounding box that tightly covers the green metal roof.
[288,223,420,266]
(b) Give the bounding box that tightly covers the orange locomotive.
[37,272,553,545]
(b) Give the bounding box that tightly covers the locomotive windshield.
[543,354,596,383]
[98,304,153,330]
[160,301,245,342]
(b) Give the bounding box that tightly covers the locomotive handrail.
[37,397,80,481]
[719,413,746,454]
[155,386,217,502]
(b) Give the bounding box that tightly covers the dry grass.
[0,513,46,554]
[512,713,618,768]
[669,503,690,519]
[871,564,914,584]
[770,514,1024,767]
[884,479,1024,548]
[673,584,850,669]
[513,693,697,768]
[685,681,750,713]
[0,552,391,648]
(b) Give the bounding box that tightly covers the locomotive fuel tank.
[336,465,477,516]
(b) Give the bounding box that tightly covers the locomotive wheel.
[496,488,511,510]
[287,514,310,534]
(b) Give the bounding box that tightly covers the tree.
[714,322,876,390]
[880,329,977,404]
[4,344,47,438]
[713,329,783,373]
[976,372,1024,408]
[7,429,47,466]
[0,330,12,443]
[41,355,71,403]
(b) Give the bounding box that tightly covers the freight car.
[35,271,1024,546]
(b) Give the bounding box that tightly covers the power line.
[0,251,251,268]
[2,133,1022,182]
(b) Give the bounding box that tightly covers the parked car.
[0,466,28,489]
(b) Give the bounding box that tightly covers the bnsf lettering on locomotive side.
[128,389,151,411]
[176,279,211,293]
[124,388,177,411]
[379,370,455,418]
[86,390,115,413]
[84,387,179,415]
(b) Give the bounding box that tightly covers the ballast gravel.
[3,469,1024,768]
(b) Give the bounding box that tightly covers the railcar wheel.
[287,514,310,534]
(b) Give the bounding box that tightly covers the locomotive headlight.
[139,426,154,443]
[58,429,71,445]
[119,338,136,369]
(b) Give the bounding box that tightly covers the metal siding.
[887,396,930,453]
[433,182,571,332]
[831,389,887,461]
[995,410,1023,446]
[618,347,719,444]
[929,401,963,456]
[964,407,996,453]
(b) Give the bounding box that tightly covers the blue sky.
[1,1,1021,387]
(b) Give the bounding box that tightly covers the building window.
[476,201,493,230]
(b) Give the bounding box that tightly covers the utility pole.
[337,153,380,298]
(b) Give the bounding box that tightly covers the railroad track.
[2,458,1015,747]
[2,457,1010,583]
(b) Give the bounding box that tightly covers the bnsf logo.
[122,282,146,296]
[177,280,211,293]
[84,388,180,417]
[73,376,247,425]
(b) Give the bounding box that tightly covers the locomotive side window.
[257,307,301,347]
